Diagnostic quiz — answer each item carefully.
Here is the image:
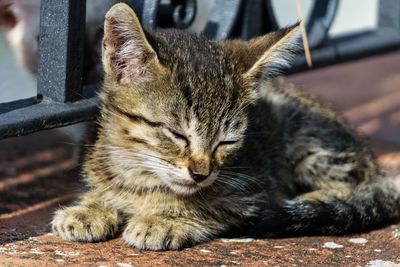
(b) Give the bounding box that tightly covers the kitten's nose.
[189,156,211,183]
[190,171,208,183]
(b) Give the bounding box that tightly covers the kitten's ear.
[0,0,17,30]
[103,3,163,85]
[221,24,301,82]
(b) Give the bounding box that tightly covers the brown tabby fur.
[51,3,400,250]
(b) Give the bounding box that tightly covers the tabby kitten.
[52,3,400,250]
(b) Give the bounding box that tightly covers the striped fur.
[51,3,400,250]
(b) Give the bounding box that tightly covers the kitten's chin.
[166,173,218,196]
[168,183,201,196]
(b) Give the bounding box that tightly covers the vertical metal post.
[378,0,400,32]
[37,0,86,103]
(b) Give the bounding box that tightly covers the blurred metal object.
[201,0,242,40]
[290,0,400,73]
[132,0,241,40]
[172,0,197,29]
[378,0,400,32]
[240,0,268,40]
[265,0,339,48]
[305,0,339,49]
[156,0,197,29]
[129,0,159,29]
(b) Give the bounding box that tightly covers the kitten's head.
[100,3,300,195]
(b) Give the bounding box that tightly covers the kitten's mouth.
[167,172,218,195]
[169,181,200,195]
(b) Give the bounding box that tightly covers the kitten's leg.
[123,216,219,250]
[52,192,120,242]
[295,181,352,202]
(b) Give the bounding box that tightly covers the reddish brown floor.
[1,52,400,266]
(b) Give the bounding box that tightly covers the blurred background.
[0,0,379,103]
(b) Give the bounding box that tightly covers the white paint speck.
[230,251,238,255]
[199,249,211,253]
[273,245,284,249]
[220,238,254,243]
[345,255,352,258]
[393,229,400,239]
[116,263,134,267]
[27,237,38,243]
[30,248,44,254]
[54,250,81,257]
[323,242,343,249]
[366,259,400,267]
[349,238,368,244]
[308,248,317,251]
[374,249,382,253]
[55,259,65,263]
[129,253,141,256]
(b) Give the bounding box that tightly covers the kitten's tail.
[250,178,400,236]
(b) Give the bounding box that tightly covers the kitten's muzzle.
[188,156,211,183]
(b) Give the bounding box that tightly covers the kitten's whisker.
[95,145,173,165]
[214,178,247,192]
[217,173,261,191]
[219,171,259,182]
[217,175,249,188]
[221,166,254,169]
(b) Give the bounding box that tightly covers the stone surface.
[1,52,400,266]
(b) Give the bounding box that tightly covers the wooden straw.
[294,0,313,68]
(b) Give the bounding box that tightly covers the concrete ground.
[0,51,400,266]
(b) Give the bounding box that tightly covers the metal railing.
[0,0,399,139]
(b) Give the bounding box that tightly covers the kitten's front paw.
[123,216,197,250]
[51,205,119,242]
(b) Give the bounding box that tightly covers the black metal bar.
[0,97,99,139]
[37,0,86,103]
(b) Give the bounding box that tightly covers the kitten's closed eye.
[163,128,189,147]
[218,140,240,146]
[214,140,241,154]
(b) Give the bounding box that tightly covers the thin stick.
[294,0,313,68]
